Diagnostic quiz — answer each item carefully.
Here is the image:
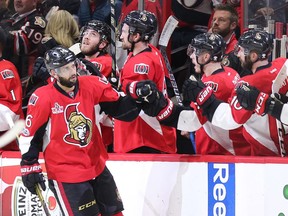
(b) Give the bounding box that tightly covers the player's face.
[55,61,78,88]
[234,46,254,70]
[211,10,233,38]
[81,29,101,55]
[187,46,208,73]
[120,23,132,50]
[14,0,37,14]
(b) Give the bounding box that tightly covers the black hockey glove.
[77,58,102,77]
[236,84,270,115]
[126,80,159,103]
[20,158,46,195]
[33,57,50,82]
[182,78,216,109]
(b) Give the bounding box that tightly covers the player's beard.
[212,27,230,38]
[241,56,254,71]
[81,43,99,56]
[58,75,77,88]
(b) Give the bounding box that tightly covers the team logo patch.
[34,16,46,28]
[51,103,64,114]
[134,63,149,74]
[28,93,39,106]
[0,69,15,79]
[221,55,230,66]
[64,103,93,147]
[92,61,102,71]
[204,81,218,92]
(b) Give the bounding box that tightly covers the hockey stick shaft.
[0,118,25,148]
[110,0,117,78]
[36,184,51,216]
[4,115,51,215]
[158,15,182,106]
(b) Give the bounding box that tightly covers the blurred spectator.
[0,26,23,151]
[248,0,287,29]
[22,9,79,115]
[0,0,46,85]
[0,0,13,21]
[78,0,122,27]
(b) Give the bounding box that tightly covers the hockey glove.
[20,158,46,195]
[33,57,50,82]
[182,79,215,109]
[236,84,270,115]
[126,80,158,103]
[77,58,102,77]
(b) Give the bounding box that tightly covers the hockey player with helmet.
[80,19,115,149]
[127,32,251,155]
[80,19,114,79]
[172,30,288,156]
[18,46,142,216]
[113,10,177,153]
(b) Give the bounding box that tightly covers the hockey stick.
[0,118,25,148]
[110,0,117,82]
[36,184,51,216]
[69,42,81,55]
[158,15,182,106]
[3,114,51,215]
[271,60,288,157]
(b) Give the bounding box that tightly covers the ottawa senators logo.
[204,81,218,92]
[64,103,92,147]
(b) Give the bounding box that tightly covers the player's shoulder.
[272,57,287,67]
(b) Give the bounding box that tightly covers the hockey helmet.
[235,30,273,59]
[44,46,76,70]
[123,10,157,41]
[187,33,226,62]
[80,20,111,43]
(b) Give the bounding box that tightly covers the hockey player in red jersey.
[113,10,177,153]
[127,32,251,155]
[0,26,23,151]
[184,32,250,155]
[80,19,115,149]
[18,46,143,216]
[173,30,288,156]
[81,19,114,79]
[235,63,288,126]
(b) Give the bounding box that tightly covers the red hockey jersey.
[211,58,288,156]
[114,45,177,153]
[192,67,251,155]
[0,58,23,151]
[19,76,120,182]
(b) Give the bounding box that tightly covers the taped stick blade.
[0,119,25,148]
[158,15,179,47]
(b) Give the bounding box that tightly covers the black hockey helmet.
[235,30,273,59]
[44,46,76,70]
[187,33,226,62]
[123,10,157,41]
[80,20,111,43]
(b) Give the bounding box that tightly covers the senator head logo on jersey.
[64,103,92,147]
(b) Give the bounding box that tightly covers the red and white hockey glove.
[182,79,215,109]
[20,158,46,195]
[126,80,158,103]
